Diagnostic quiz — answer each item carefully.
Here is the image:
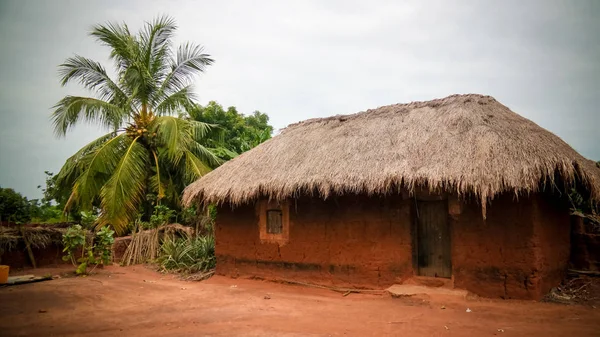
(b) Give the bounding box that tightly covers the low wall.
[1,244,66,269]
[1,224,133,269]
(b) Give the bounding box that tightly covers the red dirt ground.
[0,266,598,336]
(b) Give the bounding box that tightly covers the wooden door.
[416,200,451,278]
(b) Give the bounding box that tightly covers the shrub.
[157,235,215,273]
[80,211,98,229]
[62,224,114,275]
[149,204,176,228]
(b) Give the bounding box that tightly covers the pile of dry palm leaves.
[0,225,67,252]
[120,223,194,266]
[545,273,600,305]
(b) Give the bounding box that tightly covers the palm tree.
[52,16,220,234]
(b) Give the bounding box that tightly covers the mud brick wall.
[531,195,571,298]
[215,195,414,288]
[1,244,66,269]
[216,193,571,299]
[570,217,600,272]
[452,194,570,300]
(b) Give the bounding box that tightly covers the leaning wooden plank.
[5,275,52,286]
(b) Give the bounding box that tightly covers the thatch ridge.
[183,94,600,213]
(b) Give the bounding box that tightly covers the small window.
[267,209,283,234]
[258,200,289,244]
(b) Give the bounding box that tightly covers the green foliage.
[0,187,32,224]
[187,101,273,160]
[38,171,71,208]
[149,204,176,228]
[180,205,198,225]
[28,171,73,224]
[157,235,215,273]
[62,224,114,275]
[80,211,98,229]
[52,16,221,234]
[28,199,65,224]
[94,226,115,265]
[568,175,599,230]
[62,224,87,266]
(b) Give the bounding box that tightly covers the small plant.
[157,235,215,274]
[62,224,114,275]
[80,211,98,229]
[62,224,87,266]
[149,205,176,228]
[94,226,115,265]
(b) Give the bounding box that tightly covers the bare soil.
[0,266,599,336]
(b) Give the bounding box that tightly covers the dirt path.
[0,266,598,336]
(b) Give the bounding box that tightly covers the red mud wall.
[216,193,570,299]
[532,195,571,297]
[570,217,600,272]
[452,194,570,299]
[1,244,66,270]
[215,195,414,288]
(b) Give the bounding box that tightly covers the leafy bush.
[62,224,87,266]
[62,224,114,275]
[80,211,98,229]
[149,205,176,228]
[157,235,215,273]
[179,204,216,236]
[94,226,115,265]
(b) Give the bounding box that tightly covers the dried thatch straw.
[121,227,160,266]
[183,94,600,215]
[121,223,194,266]
[0,226,67,252]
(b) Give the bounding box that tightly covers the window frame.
[258,200,290,245]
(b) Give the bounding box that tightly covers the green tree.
[0,187,31,224]
[187,101,273,159]
[52,16,220,234]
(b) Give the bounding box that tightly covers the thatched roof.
[183,94,600,213]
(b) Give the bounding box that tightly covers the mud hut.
[183,94,600,299]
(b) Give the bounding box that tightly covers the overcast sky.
[0,0,598,199]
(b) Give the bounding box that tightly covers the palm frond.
[51,96,127,136]
[58,55,128,104]
[151,116,221,167]
[90,21,135,73]
[154,85,196,116]
[187,119,215,141]
[67,133,128,211]
[183,150,212,182]
[188,142,223,168]
[151,116,186,165]
[148,173,166,200]
[154,43,213,103]
[151,150,165,199]
[56,132,117,198]
[98,136,150,234]
[140,16,176,80]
